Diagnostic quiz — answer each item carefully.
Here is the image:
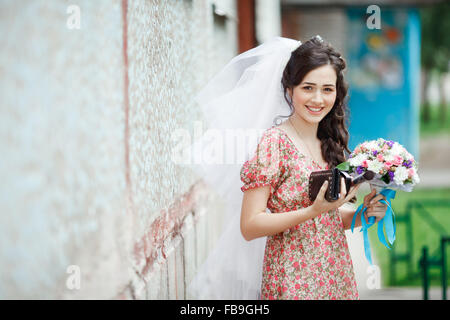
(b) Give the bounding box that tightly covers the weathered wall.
[0,0,130,299]
[0,0,281,299]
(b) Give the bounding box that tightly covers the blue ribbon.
[350,188,396,265]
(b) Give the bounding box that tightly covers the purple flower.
[386,140,394,148]
[372,150,378,156]
[403,160,412,168]
[388,171,395,181]
[356,166,364,174]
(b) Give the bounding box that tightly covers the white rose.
[366,141,379,152]
[394,166,409,184]
[412,173,420,184]
[367,159,383,174]
[384,153,395,162]
[349,153,364,167]
[390,143,403,156]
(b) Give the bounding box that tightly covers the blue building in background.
[346,7,421,159]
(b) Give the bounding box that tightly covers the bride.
[187,35,387,300]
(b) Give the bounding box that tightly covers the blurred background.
[0,0,449,299]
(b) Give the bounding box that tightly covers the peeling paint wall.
[0,0,280,299]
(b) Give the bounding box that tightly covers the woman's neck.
[288,114,319,143]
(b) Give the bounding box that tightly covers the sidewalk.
[417,169,450,188]
[360,287,449,300]
[419,134,450,188]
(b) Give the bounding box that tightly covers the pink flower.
[384,161,393,170]
[408,168,415,177]
[393,155,403,166]
[362,160,368,168]
[377,154,384,162]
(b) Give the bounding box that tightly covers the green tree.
[420,1,450,125]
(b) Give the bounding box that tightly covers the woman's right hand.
[310,177,361,218]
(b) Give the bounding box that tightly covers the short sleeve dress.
[240,126,359,300]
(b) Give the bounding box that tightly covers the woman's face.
[288,64,337,125]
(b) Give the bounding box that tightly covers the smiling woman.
[188,35,381,301]
[238,36,376,300]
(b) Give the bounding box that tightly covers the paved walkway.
[360,287,449,300]
[419,134,450,188]
[417,169,450,188]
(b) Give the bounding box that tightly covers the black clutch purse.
[308,168,375,202]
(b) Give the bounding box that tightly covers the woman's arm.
[241,179,360,241]
[339,203,360,230]
[240,185,317,241]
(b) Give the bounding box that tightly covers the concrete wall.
[0,0,281,299]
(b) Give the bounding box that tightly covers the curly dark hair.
[275,36,351,168]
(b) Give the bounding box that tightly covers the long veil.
[186,37,301,299]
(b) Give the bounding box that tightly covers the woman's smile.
[305,105,325,115]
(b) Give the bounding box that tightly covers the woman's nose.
[311,90,325,105]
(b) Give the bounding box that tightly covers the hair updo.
[275,36,351,168]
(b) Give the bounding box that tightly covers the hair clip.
[314,35,324,43]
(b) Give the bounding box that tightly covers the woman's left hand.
[363,186,388,223]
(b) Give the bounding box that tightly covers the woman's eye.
[302,86,333,93]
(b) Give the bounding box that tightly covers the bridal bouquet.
[337,138,420,265]
[338,138,420,191]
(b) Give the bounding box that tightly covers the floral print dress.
[240,126,359,300]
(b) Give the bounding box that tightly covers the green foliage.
[336,161,350,171]
[365,188,450,287]
[420,103,450,136]
[420,2,450,72]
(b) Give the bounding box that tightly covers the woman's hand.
[363,187,388,223]
[310,177,361,218]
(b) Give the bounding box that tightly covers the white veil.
[186,37,303,299]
